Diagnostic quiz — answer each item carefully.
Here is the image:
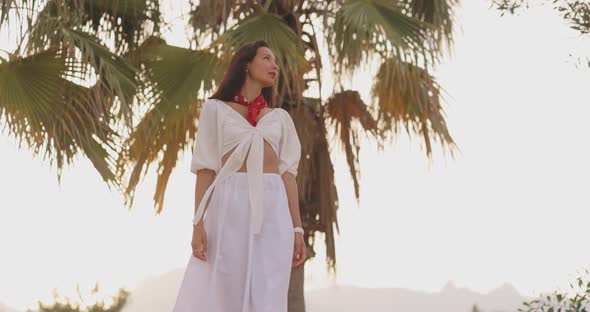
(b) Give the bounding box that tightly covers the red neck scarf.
[232,91,268,126]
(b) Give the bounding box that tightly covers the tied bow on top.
[192,94,277,236]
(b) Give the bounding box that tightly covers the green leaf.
[0,48,121,189]
[60,27,139,125]
[330,0,432,76]
[116,43,221,212]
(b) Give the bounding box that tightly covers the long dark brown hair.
[209,40,274,105]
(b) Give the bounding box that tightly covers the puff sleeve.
[190,99,222,174]
[278,108,302,177]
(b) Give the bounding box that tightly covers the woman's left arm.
[282,172,302,229]
[278,108,306,267]
[282,172,306,267]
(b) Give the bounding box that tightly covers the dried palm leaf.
[325,90,382,201]
[371,56,458,157]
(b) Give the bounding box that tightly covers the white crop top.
[189,98,302,234]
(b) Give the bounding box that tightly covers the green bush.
[518,268,590,312]
[27,282,129,312]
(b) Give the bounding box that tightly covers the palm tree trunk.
[288,261,306,312]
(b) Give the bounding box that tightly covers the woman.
[172,40,307,312]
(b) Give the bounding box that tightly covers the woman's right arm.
[193,169,216,226]
[190,99,222,225]
[190,99,221,261]
[192,169,215,261]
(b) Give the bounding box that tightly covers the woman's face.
[247,47,278,87]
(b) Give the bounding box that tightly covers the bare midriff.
[222,142,280,174]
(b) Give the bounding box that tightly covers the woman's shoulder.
[204,98,239,115]
[202,98,222,109]
[201,98,230,119]
[275,107,296,126]
[273,107,290,119]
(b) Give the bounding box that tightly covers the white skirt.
[172,172,294,312]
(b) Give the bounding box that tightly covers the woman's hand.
[292,233,306,267]
[192,221,208,261]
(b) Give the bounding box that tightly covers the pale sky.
[2,1,590,311]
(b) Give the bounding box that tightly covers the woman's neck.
[240,80,262,102]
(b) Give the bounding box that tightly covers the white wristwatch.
[294,226,304,234]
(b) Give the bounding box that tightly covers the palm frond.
[116,42,221,212]
[28,0,160,52]
[27,10,140,127]
[0,0,39,32]
[189,0,249,41]
[325,90,382,201]
[371,56,458,157]
[125,34,166,70]
[209,11,310,106]
[75,0,161,51]
[0,47,121,189]
[399,0,458,58]
[328,0,433,78]
[23,3,58,52]
[60,27,139,124]
[0,0,17,28]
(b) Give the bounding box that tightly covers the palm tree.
[0,0,459,310]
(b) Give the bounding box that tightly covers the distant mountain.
[0,269,532,312]
[121,268,531,312]
[123,267,185,312]
[305,281,528,312]
[0,302,20,312]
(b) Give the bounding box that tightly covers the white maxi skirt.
[172,172,294,312]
